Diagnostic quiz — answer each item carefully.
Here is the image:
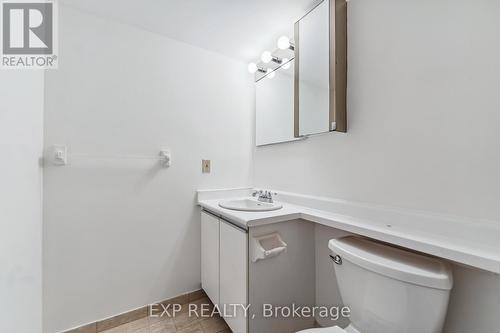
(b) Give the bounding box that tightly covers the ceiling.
[60,0,321,63]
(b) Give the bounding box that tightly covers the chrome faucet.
[252,190,275,203]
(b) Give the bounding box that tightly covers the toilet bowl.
[298,236,453,333]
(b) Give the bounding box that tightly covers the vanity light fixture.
[247,62,267,74]
[248,62,258,73]
[261,51,273,63]
[261,51,283,65]
[272,56,283,64]
[249,36,295,77]
[277,36,295,51]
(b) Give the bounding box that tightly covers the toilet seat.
[297,326,346,333]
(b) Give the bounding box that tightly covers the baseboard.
[62,289,206,333]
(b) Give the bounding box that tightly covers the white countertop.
[197,188,500,274]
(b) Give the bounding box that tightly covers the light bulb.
[261,51,273,63]
[282,58,291,70]
[277,36,291,50]
[248,62,258,73]
[267,69,275,79]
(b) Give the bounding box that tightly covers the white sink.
[219,199,283,212]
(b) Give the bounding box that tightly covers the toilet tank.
[329,237,453,333]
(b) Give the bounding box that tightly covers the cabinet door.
[201,211,220,305]
[220,221,248,333]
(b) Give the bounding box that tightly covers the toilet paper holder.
[251,232,287,263]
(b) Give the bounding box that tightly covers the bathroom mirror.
[294,0,347,136]
[255,59,296,146]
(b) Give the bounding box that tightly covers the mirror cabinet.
[255,0,347,146]
[256,60,296,146]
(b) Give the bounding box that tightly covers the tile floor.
[101,297,231,333]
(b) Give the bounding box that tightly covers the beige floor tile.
[190,297,213,309]
[97,308,148,332]
[199,316,229,333]
[176,323,204,333]
[100,324,128,333]
[187,290,206,302]
[127,317,149,332]
[173,311,202,331]
[178,303,192,315]
[80,293,232,333]
[148,314,172,325]
[128,328,149,333]
[168,295,212,318]
[187,297,214,318]
[149,305,165,318]
[149,319,176,333]
[64,323,97,333]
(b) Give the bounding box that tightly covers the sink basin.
[219,199,283,212]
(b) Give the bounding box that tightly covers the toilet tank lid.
[329,237,453,290]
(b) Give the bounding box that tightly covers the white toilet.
[299,236,453,333]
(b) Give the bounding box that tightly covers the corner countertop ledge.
[197,188,500,274]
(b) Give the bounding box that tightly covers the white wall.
[255,0,500,221]
[0,71,44,333]
[42,1,500,332]
[43,5,254,332]
[254,0,500,332]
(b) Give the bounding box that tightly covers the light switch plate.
[52,145,67,166]
[202,160,211,173]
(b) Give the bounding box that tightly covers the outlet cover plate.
[202,160,211,173]
[52,145,67,166]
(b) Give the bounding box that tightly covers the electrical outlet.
[202,160,211,173]
[52,145,67,166]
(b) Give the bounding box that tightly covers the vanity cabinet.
[201,211,248,333]
[201,211,220,305]
[220,220,248,333]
